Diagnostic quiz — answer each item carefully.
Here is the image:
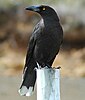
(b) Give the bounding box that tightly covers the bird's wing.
[24,35,35,67]
[23,20,44,71]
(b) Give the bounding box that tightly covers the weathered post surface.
[37,68,60,100]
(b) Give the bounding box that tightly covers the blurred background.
[0,0,85,100]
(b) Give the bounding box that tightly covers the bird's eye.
[43,7,46,11]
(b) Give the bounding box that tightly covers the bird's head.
[25,5,59,21]
[25,5,46,13]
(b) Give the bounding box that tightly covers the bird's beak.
[25,6,40,12]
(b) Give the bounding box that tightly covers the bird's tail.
[18,67,36,96]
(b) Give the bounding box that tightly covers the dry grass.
[0,43,24,76]
[53,48,85,77]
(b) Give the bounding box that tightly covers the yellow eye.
[43,7,46,10]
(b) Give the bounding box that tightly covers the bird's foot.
[56,66,61,69]
[36,62,42,69]
[52,66,61,69]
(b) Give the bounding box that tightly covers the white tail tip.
[18,86,33,96]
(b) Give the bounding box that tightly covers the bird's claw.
[56,66,61,69]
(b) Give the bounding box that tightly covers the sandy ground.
[0,75,85,100]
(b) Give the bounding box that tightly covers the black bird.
[19,5,63,96]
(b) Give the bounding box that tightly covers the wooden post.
[37,68,60,100]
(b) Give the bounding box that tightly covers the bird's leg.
[46,64,51,68]
[41,63,51,69]
[36,62,42,69]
